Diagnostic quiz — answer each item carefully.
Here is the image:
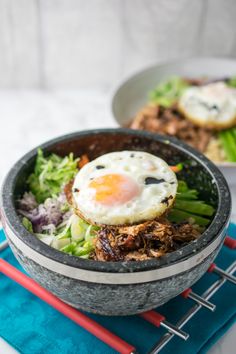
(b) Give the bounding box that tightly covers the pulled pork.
[94,219,200,261]
[64,179,74,205]
[130,103,212,153]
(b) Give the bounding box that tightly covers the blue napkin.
[0,225,235,354]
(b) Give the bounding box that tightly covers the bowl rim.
[0,128,231,274]
[110,56,236,168]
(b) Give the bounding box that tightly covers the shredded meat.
[125,252,151,261]
[64,180,74,205]
[95,228,123,261]
[130,103,212,153]
[94,219,200,261]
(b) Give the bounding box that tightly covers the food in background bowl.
[17,148,215,262]
[130,76,236,163]
[178,82,236,130]
[1,129,231,315]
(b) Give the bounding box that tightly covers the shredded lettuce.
[28,148,79,203]
[20,149,99,258]
[149,76,189,107]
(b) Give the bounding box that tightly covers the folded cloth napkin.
[0,225,235,354]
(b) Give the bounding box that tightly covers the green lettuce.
[28,149,79,203]
[149,76,189,107]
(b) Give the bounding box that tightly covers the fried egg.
[72,151,177,225]
[178,82,236,129]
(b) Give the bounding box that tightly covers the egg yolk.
[89,174,139,206]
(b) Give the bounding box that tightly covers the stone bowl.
[0,129,231,316]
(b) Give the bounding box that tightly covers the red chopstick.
[0,259,135,354]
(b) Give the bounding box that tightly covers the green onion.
[74,241,94,257]
[55,215,99,258]
[60,242,77,255]
[22,217,33,233]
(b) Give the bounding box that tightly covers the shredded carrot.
[170,164,183,173]
[78,154,90,169]
[170,166,180,172]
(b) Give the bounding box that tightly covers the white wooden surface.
[0,0,236,89]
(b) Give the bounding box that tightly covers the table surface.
[0,89,235,354]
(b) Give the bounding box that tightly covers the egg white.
[72,151,177,226]
[178,82,236,129]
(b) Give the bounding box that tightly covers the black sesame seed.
[211,104,219,111]
[73,188,79,193]
[96,165,105,169]
[161,195,173,206]
[145,177,166,185]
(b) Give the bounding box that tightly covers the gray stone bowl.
[0,129,231,316]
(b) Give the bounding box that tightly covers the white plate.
[111,57,236,185]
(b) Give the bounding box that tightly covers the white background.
[0,0,236,90]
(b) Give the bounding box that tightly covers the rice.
[205,137,226,162]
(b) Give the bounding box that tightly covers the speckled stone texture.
[8,239,221,316]
[1,130,231,272]
[1,129,231,315]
